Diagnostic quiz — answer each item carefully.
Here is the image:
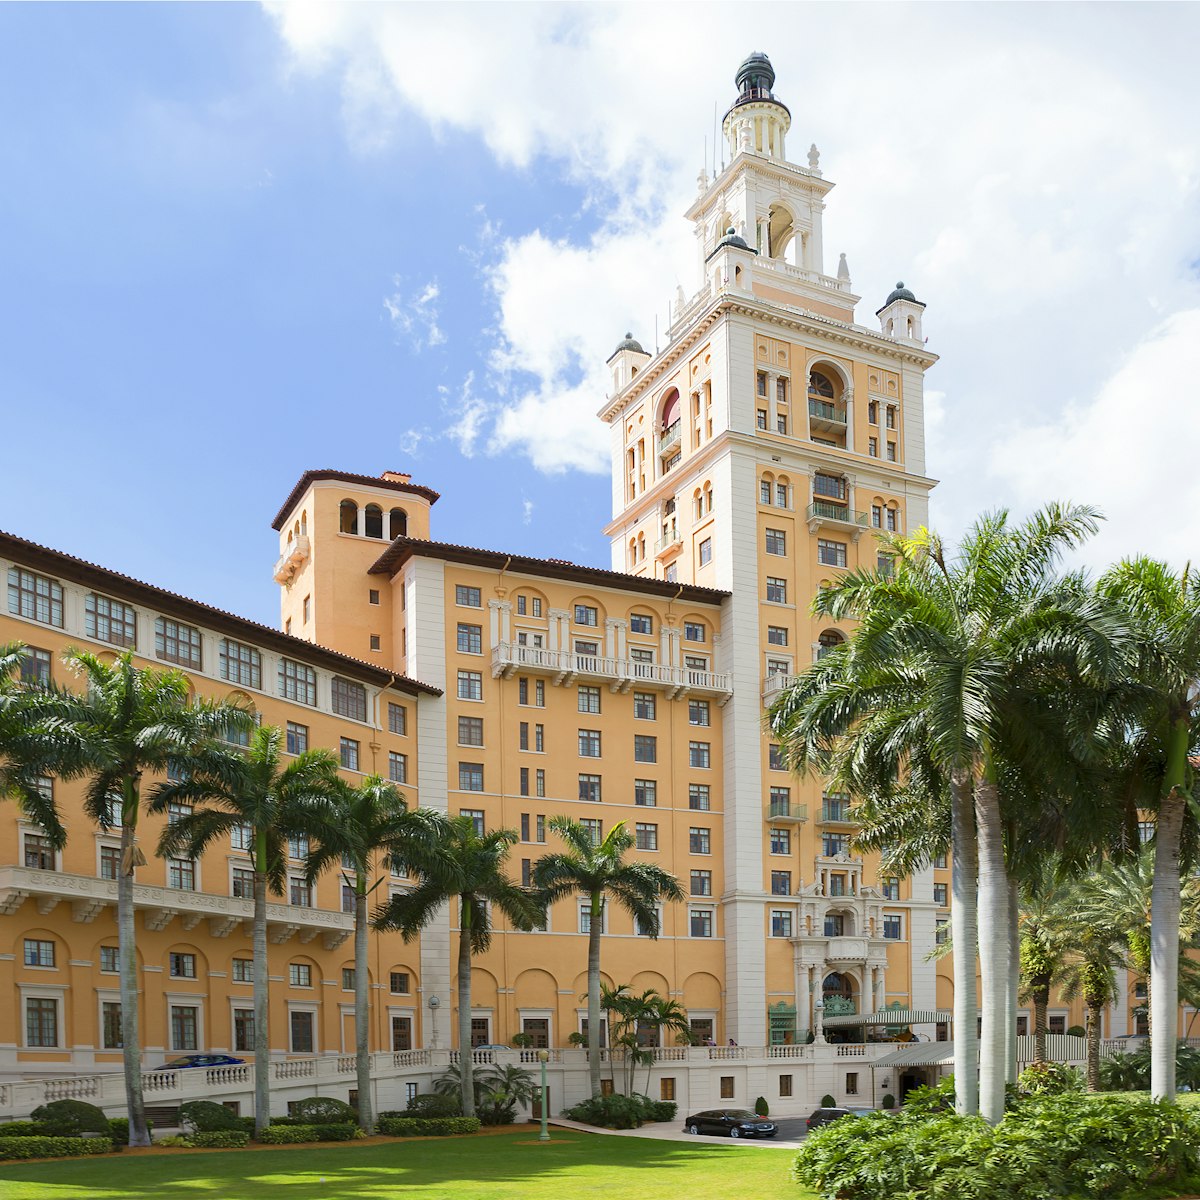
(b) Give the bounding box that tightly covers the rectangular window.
[635,823,658,851]
[868,400,879,424]
[520,813,530,841]
[8,568,64,627]
[883,877,900,901]
[458,763,484,792]
[289,962,312,988]
[219,639,261,689]
[456,623,483,654]
[24,831,55,870]
[100,945,119,974]
[633,692,656,720]
[578,685,601,714]
[24,938,54,967]
[388,752,408,784]
[886,508,898,532]
[776,482,788,508]
[933,883,948,906]
[461,809,485,836]
[868,436,878,457]
[769,786,791,816]
[26,997,58,1047]
[280,721,308,755]
[660,1077,676,1101]
[823,832,850,857]
[886,406,897,430]
[458,715,484,746]
[340,737,359,771]
[19,646,52,685]
[629,613,653,635]
[688,700,711,732]
[771,910,793,937]
[760,480,772,505]
[691,909,714,938]
[768,744,785,771]
[689,869,711,896]
[886,441,897,462]
[155,617,202,669]
[574,604,598,626]
[578,773,602,803]
[578,728,601,758]
[86,593,137,648]
[341,884,355,915]
[683,621,706,643]
[689,784,710,811]
[369,589,380,606]
[767,626,788,646]
[769,828,791,855]
[580,818,602,845]
[289,877,312,907]
[579,902,605,935]
[232,958,254,982]
[519,767,529,797]
[766,577,787,604]
[817,539,848,568]
[171,1005,198,1052]
[634,779,657,807]
[290,1010,314,1053]
[279,659,317,706]
[765,529,787,556]
[776,412,788,435]
[536,813,545,842]
[232,1008,255,1053]
[390,971,410,995]
[689,741,711,768]
[634,735,657,763]
[230,822,253,851]
[846,1072,859,1096]
[756,408,767,430]
[779,1074,793,1098]
[168,858,196,891]
[331,677,367,721]
[871,505,882,528]
[934,853,948,870]
[455,584,482,607]
[689,827,711,855]
[288,836,308,861]
[936,917,949,945]
[170,952,196,978]
[342,967,356,991]
[457,670,483,700]
[388,703,408,736]
[698,538,712,566]
[100,844,121,880]
[757,372,768,397]
[102,1000,123,1050]
[536,771,545,800]
[883,914,903,940]
[770,870,792,896]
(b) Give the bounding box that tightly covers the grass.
[0,1128,813,1200]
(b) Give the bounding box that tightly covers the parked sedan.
[805,1105,875,1131]
[153,1054,246,1071]
[683,1108,777,1138]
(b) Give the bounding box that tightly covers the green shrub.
[563,1093,645,1129]
[288,1097,357,1124]
[0,1122,45,1138]
[646,1100,677,1122]
[1066,1024,1086,1038]
[0,1136,112,1160]
[156,1136,194,1148]
[820,1093,837,1108]
[189,1130,250,1148]
[178,1100,243,1134]
[754,1096,769,1117]
[793,1091,1200,1200]
[257,1123,358,1144]
[375,1116,481,1137]
[404,1093,462,1118]
[1015,1060,1084,1097]
[881,1094,895,1110]
[29,1099,110,1136]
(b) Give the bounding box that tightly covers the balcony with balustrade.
[272,534,310,584]
[766,800,807,824]
[658,421,682,457]
[819,795,858,828]
[806,501,868,536]
[761,672,796,706]
[490,641,732,700]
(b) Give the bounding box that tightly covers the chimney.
[381,471,412,485]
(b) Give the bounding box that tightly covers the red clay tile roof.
[272,470,441,530]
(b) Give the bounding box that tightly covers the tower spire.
[722,52,791,161]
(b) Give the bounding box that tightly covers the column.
[795,962,811,1040]
[604,618,620,661]
[547,609,568,653]
[843,385,855,454]
[813,965,828,1044]
[487,600,502,649]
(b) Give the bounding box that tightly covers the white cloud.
[269,3,1200,541]
[445,372,488,458]
[521,498,534,526]
[383,277,445,351]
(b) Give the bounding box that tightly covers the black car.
[683,1108,777,1138]
[805,1105,875,1130]
[152,1054,246,1071]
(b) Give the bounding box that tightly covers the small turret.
[607,332,651,392]
[722,52,791,161]
[876,281,926,343]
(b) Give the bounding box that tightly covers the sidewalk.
[549,1117,803,1149]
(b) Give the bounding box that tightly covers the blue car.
[153,1054,245,1070]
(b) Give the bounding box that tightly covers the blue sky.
[2,4,1199,629]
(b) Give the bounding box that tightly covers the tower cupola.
[876,281,927,343]
[722,52,791,161]
[606,331,651,393]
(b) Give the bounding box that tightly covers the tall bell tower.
[599,55,941,1046]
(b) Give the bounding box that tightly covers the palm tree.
[301,775,446,1133]
[150,724,342,1136]
[38,651,251,1146]
[1016,860,1078,1065]
[533,817,684,1099]
[1058,915,1122,1091]
[1096,559,1200,1100]
[637,992,690,1096]
[374,815,541,1118]
[770,505,1121,1123]
[0,642,66,842]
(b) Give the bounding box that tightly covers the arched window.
[817,629,845,661]
[637,533,646,561]
[661,389,680,430]
[339,500,358,535]
[808,371,836,400]
[364,504,384,539]
[629,539,638,568]
[300,511,307,536]
[389,508,407,538]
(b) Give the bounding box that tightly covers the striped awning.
[822,1009,951,1029]
[872,1034,1099,1070]
[872,1042,956,1068]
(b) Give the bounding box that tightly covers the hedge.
[190,1130,250,1148]
[179,1100,244,1134]
[376,1116,482,1137]
[29,1099,110,1137]
[0,1122,44,1138]
[0,1136,113,1160]
[257,1123,359,1144]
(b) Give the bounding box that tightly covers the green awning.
[822,1009,951,1029]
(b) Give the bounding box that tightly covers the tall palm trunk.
[949,770,979,1116]
[1006,881,1019,1083]
[252,860,271,1137]
[457,902,475,1117]
[1085,1000,1103,1091]
[118,806,150,1147]
[587,892,603,1098]
[1032,983,1049,1067]
[975,774,1009,1125]
[354,877,373,1133]
[1151,720,1188,1100]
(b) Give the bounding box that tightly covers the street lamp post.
[428,995,440,1051]
[538,1049,550,1142]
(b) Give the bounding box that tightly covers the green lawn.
[0,1129,813,1200]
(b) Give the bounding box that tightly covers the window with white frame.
[634,779,656,806]
[635,822,658,851]
[689,908,714,938]
[8,567,64,627]
[771,910,793,937]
